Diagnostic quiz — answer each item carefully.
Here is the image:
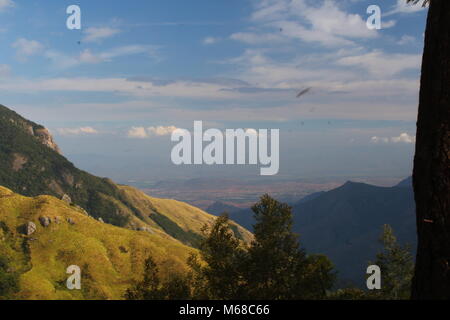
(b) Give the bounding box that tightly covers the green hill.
[0,104,251,247]
[0,186,197,300]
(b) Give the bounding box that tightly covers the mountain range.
[0,104,251,247]
[0,104,251,299]
[0,103,417,297]
[207,178,416,287]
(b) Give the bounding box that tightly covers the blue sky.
[0,0,428,181]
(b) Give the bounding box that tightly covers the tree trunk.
[412,0,450,299]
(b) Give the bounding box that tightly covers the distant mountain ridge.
[0,104,251,247]
[292,179,416,286]
[208,178,416,286]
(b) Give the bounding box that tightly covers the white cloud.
[0,64,11,77]
[83,27,120,43]
[147,125,178,137]
[127,127,148,139]
[397,35,417,45]
[128,125,178,138]
[12,38,44,61]
[230,32,285,45]
[244,0,377,47]
[56,127,99,136]
[44,45,160,69]
[371,136,389,144]
[336,51,421,78]
[203,37,219,45]
[371,133,416,144]
[391,132,416,144]
[0,0,14,12]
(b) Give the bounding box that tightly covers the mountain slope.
[0,186,196,300]
[0,104,251,246]
[292,181,416,286]
[208,180,416,286]
[118,186,253,245]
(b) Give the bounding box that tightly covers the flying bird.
[296,87,311,99]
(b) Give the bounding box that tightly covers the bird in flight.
[296,87,312,99]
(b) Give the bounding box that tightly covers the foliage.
[406,0,430,6]
[188,214,247,299]
[0,256,19,299]
[368,224,414,300]
[125,256,192,300]
[243,195,336,299]
[128,195,337,300]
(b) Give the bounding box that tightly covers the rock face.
[33,128,62,154]
[61,194,72,205]
[137,226,154,234]
[24,222,37,236]
[39,216,51,227]
[75,205,89,216]
[11,153,28,172]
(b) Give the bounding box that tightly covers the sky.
[0,0,428,182]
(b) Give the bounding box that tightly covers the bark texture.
[412,0,450,299]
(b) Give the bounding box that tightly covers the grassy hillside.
[119,186,253,246]
[0,186,197,300]
[0,104,251,247]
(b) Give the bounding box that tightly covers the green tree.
[244,194,335,299]
[0,256,19,299]
[405,0,450,299]
[159,274,192,300]
[299,254,337,299]
[370,225,414,300]
[125,256,164,300]
[188,214,247,299]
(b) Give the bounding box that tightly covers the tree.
[406,0,450,299]
[124,256,164,300]
[244,194,335,299]
[188,214,247,299]
[370,225,414,300]
[124,256,192,300]
[0,256,19,299]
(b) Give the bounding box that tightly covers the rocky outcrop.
[137,226,154,234]
[61,194,72,205]
[33,128,62,154]
[11,153,28,171]
[39,216,51,227]
[24,222,37,236]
